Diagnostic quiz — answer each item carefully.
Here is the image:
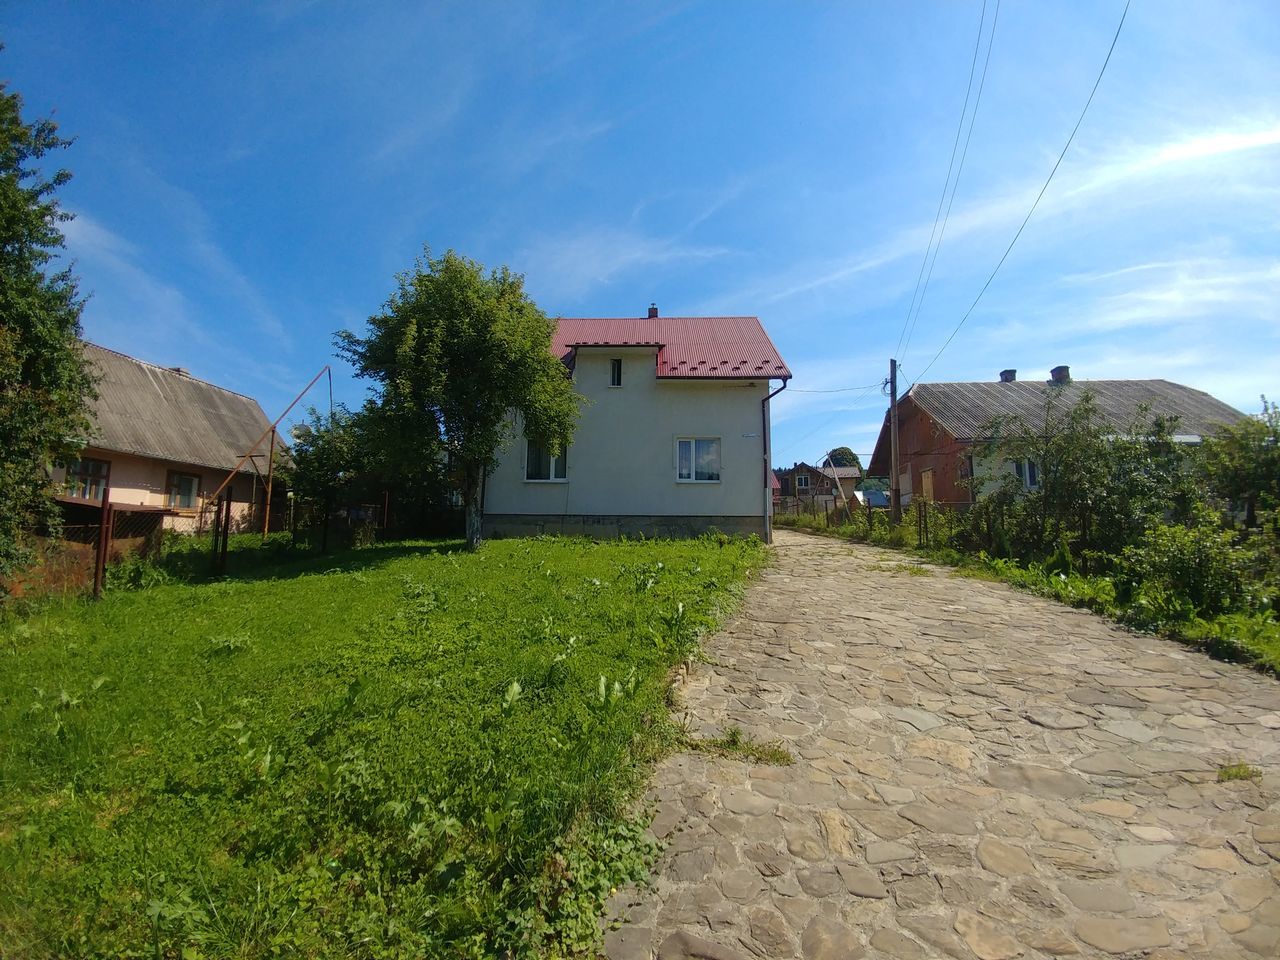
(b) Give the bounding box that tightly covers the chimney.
[1049,365,1071,385]
[999,369,1017,383]
[647,302,658,318]
[169,366,191,377]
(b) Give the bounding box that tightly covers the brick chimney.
[999,369,1016,383]
[1049,365,1071,385]
[647,303,658,318]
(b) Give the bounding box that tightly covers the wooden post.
[219,488,233,572]
[262,427,276,540]
[383,490,390,530]
[211,491,223,571]
[93,485,112,599]
[890,357,902,524]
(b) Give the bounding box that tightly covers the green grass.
[1218,761,1263,782]
[0,534,763,959]
[684,724,794,766]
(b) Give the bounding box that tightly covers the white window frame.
[609,358,622,388]
[796,473,809,490]
[524,439,568,483]
[675,436,721,483]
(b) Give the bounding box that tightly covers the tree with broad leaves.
[336,249,579,549]
[0,69,96,587]
[825,446,861,470]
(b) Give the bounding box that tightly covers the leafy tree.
[288,405,361,531]
[1201,397,1279,527]
[825,446,861,470]
[337,249,579,549]
[969,391,1196,566]
[0,72,96,584]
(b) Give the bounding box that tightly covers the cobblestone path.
[604,530,1280,960]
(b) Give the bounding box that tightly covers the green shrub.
[1116,515,1247,621]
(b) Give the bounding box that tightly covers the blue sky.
[5,1,1278,468]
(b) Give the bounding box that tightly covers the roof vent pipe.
[999,369,1017,383]
[647,303,658,318]
[1049,365,1071,384]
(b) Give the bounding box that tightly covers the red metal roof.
[552,316,791,380]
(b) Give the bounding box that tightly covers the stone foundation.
[481,514,768,540]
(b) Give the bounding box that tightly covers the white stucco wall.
[484,347,773,520]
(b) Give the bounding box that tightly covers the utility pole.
[890,358,902,524]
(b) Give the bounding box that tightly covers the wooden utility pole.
[890,358,902,524]
[262,427,276,540]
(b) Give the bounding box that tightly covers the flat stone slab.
[1074,917,1171,954]
[603,531,1280,960]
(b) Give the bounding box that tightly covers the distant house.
[867,366,1245,505]
[483,307,791,539]
[775,462,834,499]
[820,464,862,499]
[51,343,288,533]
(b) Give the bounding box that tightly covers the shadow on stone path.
[603,530,1280,960]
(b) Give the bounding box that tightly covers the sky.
[5,1,1279,469]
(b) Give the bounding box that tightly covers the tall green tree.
[337,249,579,549]
[825,446,861,470]
[1201,397,1279,528]
[0,72,96,584]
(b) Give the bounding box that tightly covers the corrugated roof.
[821,465,862,480]
[552,316,791,380]
[910,379,1245,442]
[82,342,281,474]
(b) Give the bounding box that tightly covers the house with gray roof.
[53,343,287,532]
[867,366,1244,505]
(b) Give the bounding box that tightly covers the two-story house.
[482,307,791,540]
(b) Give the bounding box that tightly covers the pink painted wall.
[53,447,266,531]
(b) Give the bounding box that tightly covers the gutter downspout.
[762,377,789,544]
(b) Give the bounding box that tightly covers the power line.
[892,0,991,360]
[900,0,1002,364]
[789,382,882,394]
[911,0,1132,388]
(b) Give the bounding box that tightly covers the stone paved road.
[604,530,1280,960]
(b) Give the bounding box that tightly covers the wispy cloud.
[62,213,299,394]
[518,228,728,302]
[704,120,1280,315]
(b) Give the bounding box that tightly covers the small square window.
[167,472,201,509]
[526,439,568,481]
[676,437,720,482]
[66,457,110,501]
[609,358,622,387]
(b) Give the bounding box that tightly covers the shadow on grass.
[161,538,468,586]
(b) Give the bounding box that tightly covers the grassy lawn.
[0,534,763,959]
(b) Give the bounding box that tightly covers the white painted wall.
[484,347,772,518]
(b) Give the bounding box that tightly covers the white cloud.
[517,228,727,302]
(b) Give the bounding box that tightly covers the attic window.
[610,358,622,387]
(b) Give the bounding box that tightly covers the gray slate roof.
[83,342,279,474]
[909,379,1245,442]
[820,465,862,480]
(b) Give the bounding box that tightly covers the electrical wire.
[910,0,1132,389]
[789,382,882,394]
[892,0,990,360]
[900,0,1001,364]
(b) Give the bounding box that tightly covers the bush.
[1115,515,1247,622]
